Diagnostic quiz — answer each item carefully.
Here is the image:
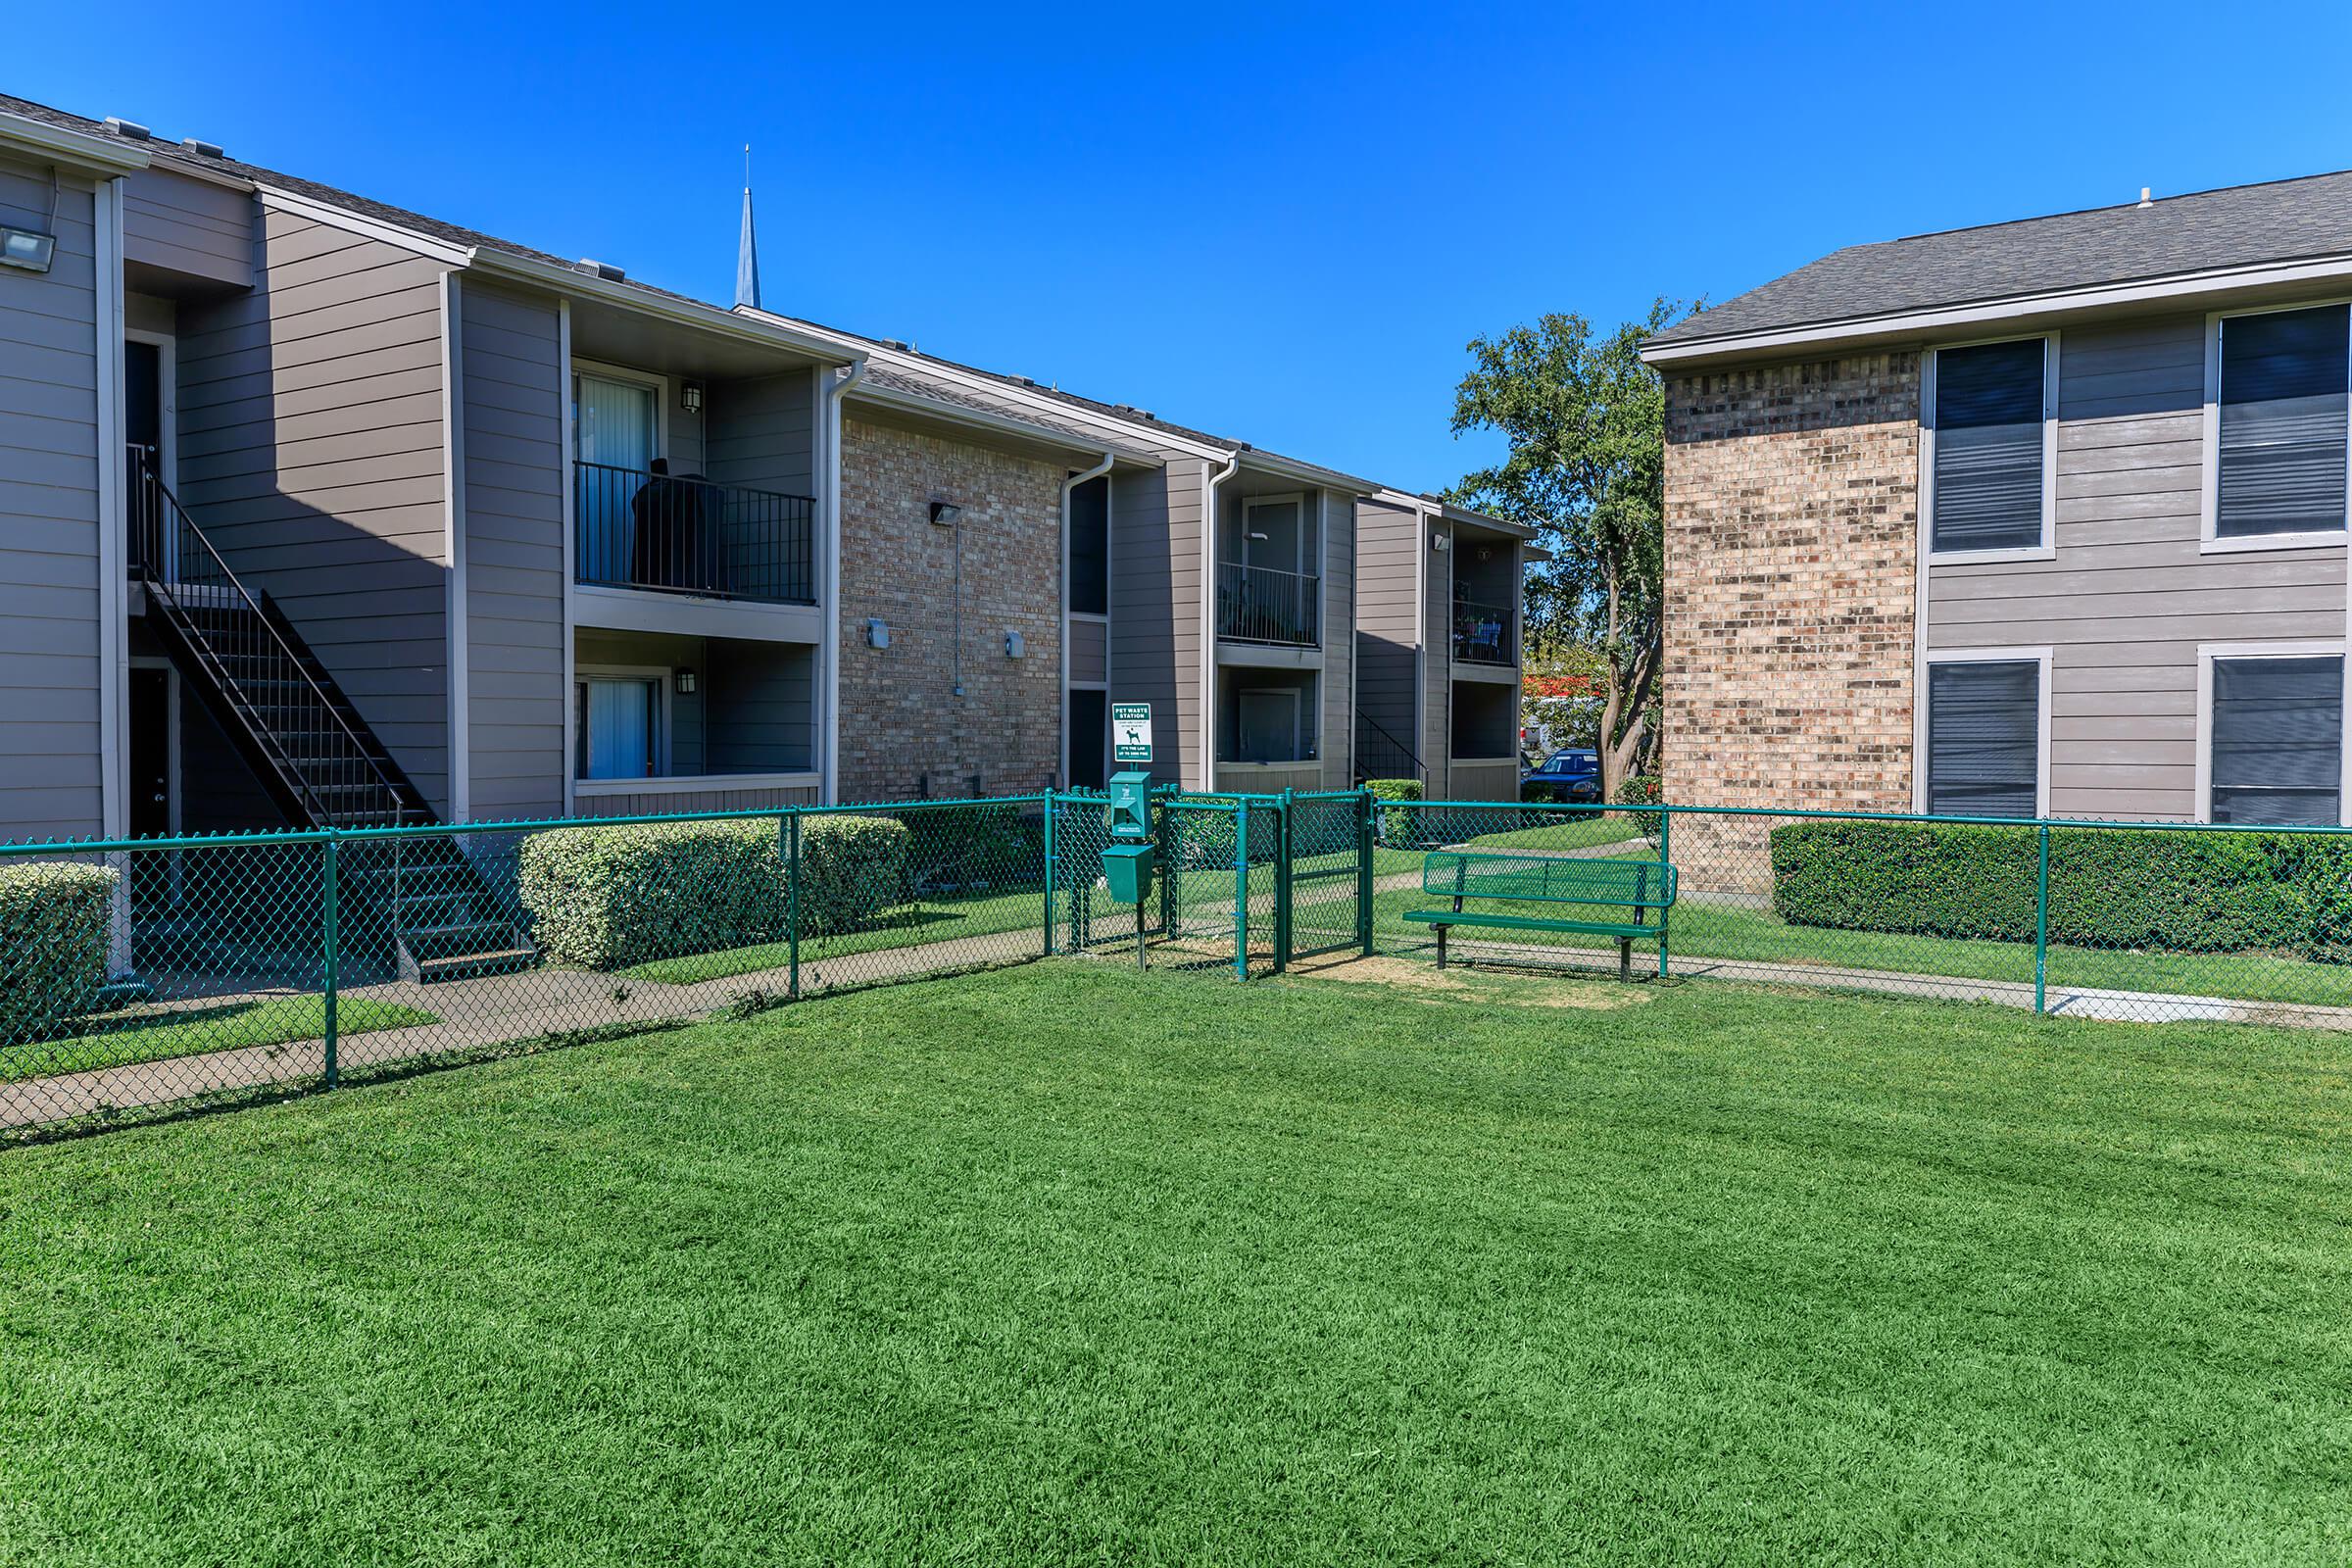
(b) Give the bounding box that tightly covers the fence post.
[1657,808,1672,980]
[1273,790,1293,974]
[786,810,802,1001]
[1158,799,1178,940]
[2034,822,2050,1015]
[320,832,339,1089]
[1042,790,1056,957]
[1355,787,1375,957]
[1234,801,1250,982]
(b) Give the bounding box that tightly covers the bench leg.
[1619,937,1631,981]
[1436,925,1448,971]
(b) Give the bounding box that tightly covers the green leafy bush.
[1614,773,1663,845]
[895,805,1041,898]
[1364,779,1423,849]
[518,815,909,970]
[1769,819,2323,954]
[0,861,118,1043]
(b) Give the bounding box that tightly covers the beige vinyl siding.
[1108,460,1192,788]
[1447,759,1519,802]
[1925,314,2349,819]
[121,168,251,291]
[175,209,453,812]
[0,158,102,838]
[1067,616,1107,685]
[1318,489,1356,783]
[461,281,567,821]
[1352,498,1422,777]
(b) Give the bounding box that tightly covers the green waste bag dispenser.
[1101,771,1156,906]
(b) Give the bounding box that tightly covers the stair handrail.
[1354,710,1426,785]
[129,445,418,824]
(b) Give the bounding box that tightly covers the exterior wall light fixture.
[679,381,705,415]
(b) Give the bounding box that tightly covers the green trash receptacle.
[1102,841,1155,905]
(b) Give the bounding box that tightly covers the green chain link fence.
[6,788,2349,1140]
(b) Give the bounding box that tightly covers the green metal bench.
[1403,851,1676,978]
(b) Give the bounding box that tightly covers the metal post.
[1657,809,1672,979]
[1234,802,1250,982]
[320,833,339,1088]
[1273,790,1293,974]
[1042,790,1056,956]
[1355,787,1375,957]
[1158,801,1178,940]
[2034,822,2050,1015]
[786,810,802,1001]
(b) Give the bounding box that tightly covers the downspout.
[1200,449,1243,791]
[822,355,868,803]
[1059,452,1115,788]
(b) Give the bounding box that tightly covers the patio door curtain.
[576,374,659,582]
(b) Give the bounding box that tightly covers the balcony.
[1451,595,1517,666]
[1216,561,1320,646]
[574,461,815,606]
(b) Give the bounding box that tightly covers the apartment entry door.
[129,666,174,839]
[124,337,169,576]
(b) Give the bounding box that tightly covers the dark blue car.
[1521,749,1601,804]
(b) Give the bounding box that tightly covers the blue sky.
[13,1,2352,493]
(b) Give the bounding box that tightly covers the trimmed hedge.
[517,815,909,970]
[0,861,118,1042]
[1769,818,2352,956]
[1365,778,1423,849]
[1615,773,1662,844]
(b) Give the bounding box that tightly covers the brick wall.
[837,417,1063,802]
[1661,354,1919,878]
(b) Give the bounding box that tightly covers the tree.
[1446,299,1689,800]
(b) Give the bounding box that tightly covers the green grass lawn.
[3,961,2348,1564]
[622,885,1045,984]
[2,994,436,1082]
[1370,878,2352,1010]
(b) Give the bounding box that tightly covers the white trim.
[1412,500,1430,791]
[573,770,820,800]
[256,186,472,267]
[573,663,673,782]
[0,112,151,174]
[570,358,672,465]
[1919,646,2053,818]
[2192,639,2350,825]
[1920,331,2059,564]
[559,298,577,818]
[440,270,469,822]
[820,361,865,803]
[2199,300,2352,555]
[1641,250,2352,368]
[1058,453,1115,787]
[1201,453,1241,789]
[95,175,125,844]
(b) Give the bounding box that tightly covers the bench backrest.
[1422,851,1676,909]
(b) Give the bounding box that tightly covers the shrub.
[894,805,1041,898]
[1768,819,2317,954]
[517,815,909,970]
[1364,778,1423,849]
[0,861,118,1042]
[1614,773,1663,845]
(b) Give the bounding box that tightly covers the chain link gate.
[1274,791,1373,968]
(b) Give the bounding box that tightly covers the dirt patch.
[1285,955,1645,1010]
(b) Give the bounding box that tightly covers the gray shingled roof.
[1648,170,2352,350]
[1,89,1377,491]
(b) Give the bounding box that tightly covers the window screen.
[1927,660,2039,815]
[2211,655,2342,825]
[2218,305,2349,539]
[1068,475,1108,615]
[1932,338,2046,553]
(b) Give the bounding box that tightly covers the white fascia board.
[0,113,151,176]
[1239,450,1378,496]
[1642,251,2352,368]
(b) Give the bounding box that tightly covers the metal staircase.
[1354,710,1426,787]
[128,447,533,983]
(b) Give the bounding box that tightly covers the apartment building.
[0,90,1527,868]
[1644,171,2352,828]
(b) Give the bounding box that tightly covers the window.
[1926,658,2043,816]
[1929,337,2050,555]
[576,676,663,780]
[2214,305,2349,542]
[1068,475,1108,616]
[2209,654,2343,824]
[574,371,662,587]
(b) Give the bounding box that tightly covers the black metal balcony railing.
[1451,595,1518,665]
[1216,561,1320,646]
[574,461,815,606]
